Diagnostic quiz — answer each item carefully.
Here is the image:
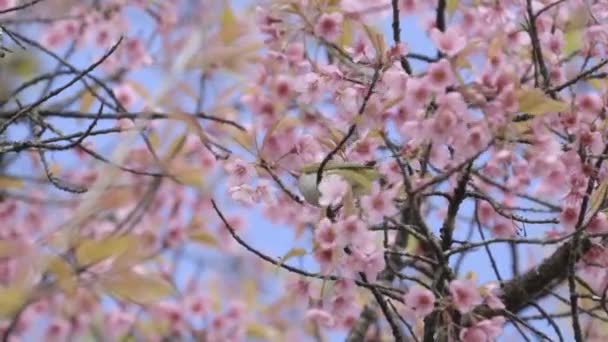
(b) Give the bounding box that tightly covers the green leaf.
[275,248,307,272]
[563,29,583,55]
[447,0,459,15]
[0,286,27,318]
[0,175,24,189]
[219,1,240,44]
[517,88,569,115]
[75,236,134,267]
[102,272,174,304]
[590,178,608,216]
[189,230,217,247]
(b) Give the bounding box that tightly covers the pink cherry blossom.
[0,0,16,11]
[305,308,335,328]
[318,174,349,207]
[403,286,435,318]
[588,212,608,234]
[425,59,456,92]
[314,12,343,42]
[430,27,467,56]
[224,158,255,187]
[360,182,398,224]
[113,83,138,108]
[315,218,338,249]
[449,279,483,314]
[294,72,325,104]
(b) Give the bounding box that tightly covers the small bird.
[297,160,381,206]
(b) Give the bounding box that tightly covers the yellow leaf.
[98,187,133,210]
[447,0,459,15]
[102,272,174,304]
[226,126,255,152]
[246,322,279,340]
[590,178,608,216]
[243,279,257,307]
[219,1,241,44]
[172,166,204,187]
[362,25,385,61]
[80,88,97,113]
[189,230,217,246]
[46,256,77,295]
[0,176,24,189]
[517,88,569,115]
[338,19,353,48]
[261,116,299,157]
[406,235,419,253]
[564,29,583,55]
[0,286,27,318]
[148,130,161,151]
[588,78,604,91]
[276,248,307,272]
[75,236,134,267]
[126,80,152,102]
[164,134,187,162]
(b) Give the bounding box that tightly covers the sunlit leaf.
[172,166,204,187]
[563,6,588,55]
[447,0,459,14]
[261,116,299,157]
[80,88,97,113]
[148,130,161,151]
[164,133,187,161]
[46,256,77,295]
[0,286,27,318]
[225,125,255,152]
[590,178,608,216]
[517,88,569,114]
[75,235,134,267]
[126,80,152,102]
[189,230,217,246]
[219,1,241,44]
[102,272,174,304]
[247,322,279,340]
[276,247,307,271]
[563,29,583,55]
[338,19,353,48]
[98,187,134,210]
[243,279,257,307]
[0,175,24,189]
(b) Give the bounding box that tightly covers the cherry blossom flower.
[588,212,608,234]
[560,205,580,231]
[305,308,335,328]
[361,182,398,224]
[429,27,467,56]
[449,279,482,314]
[315,218,338,249]
[314,12,343,42]
[318,174,349,207]
[491,217,518,238]
[403,286,436,318]
[425,59,456,92]
[460,318,505,342]
[337,215,367,245]
[124,37,153,68]
[294,72,325,104]
[0,0,16,11]
[224,158,255,187]
[113,83,138,108]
